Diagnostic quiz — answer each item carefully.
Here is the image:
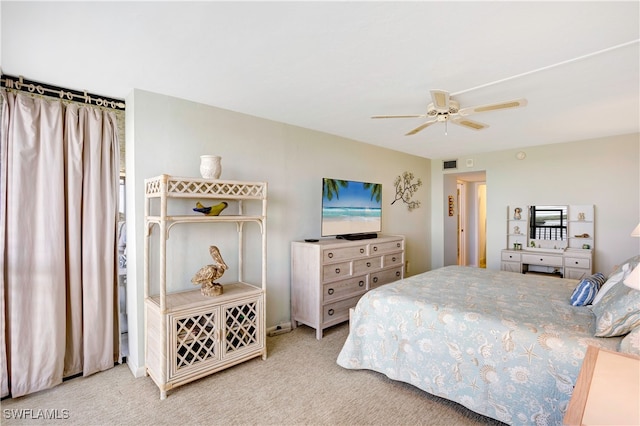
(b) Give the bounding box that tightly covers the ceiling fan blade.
[458,98,528,116]
[371,114,427,119]
[430,90,450,112]
[405,120,438,136]
[451,117,488,131]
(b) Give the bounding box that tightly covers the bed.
[337,264,640,425]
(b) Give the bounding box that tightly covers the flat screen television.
[321,178,382,240]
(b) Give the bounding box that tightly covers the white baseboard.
[267,321,292,336]
[126,359,146,378]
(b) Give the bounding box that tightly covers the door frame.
[457,182,467,265]
[444,171,486,266]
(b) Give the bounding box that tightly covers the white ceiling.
[2,1,639,159]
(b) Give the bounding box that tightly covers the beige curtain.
[0,90,120,398]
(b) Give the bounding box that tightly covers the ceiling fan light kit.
[372,90,527,136]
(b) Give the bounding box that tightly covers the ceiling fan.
[372,90,527,136]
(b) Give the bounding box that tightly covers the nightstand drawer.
[323,245,367,263]
[353,256,382,274]
[565,257,590,269]
[323,276,366,302]
[322,261,351,282]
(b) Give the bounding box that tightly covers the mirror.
[529,205,568,241]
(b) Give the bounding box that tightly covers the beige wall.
[125,88,638,377]
[125,89,432,375]
[431,133,640,274]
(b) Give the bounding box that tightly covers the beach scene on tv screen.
[322,179,382,236]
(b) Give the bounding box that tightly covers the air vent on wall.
[443,159,458,170]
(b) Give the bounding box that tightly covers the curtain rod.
[0,73,126,111]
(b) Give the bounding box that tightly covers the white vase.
[200,155,222,179]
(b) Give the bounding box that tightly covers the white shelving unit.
[506,206,528,251]
[144,175,267,399]
[567,205,595,250]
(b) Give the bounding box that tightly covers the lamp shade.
[632,223,640,237]
[624,265,640,291]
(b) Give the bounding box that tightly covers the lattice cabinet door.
[169,306,221,380]
[222,296,263,359]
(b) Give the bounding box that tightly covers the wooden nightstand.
[564,345,640,425]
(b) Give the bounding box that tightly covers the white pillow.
[592,266,628,305]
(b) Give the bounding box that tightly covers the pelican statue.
[191,245,228,296]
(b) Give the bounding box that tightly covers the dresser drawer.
[522,254,563,267]
[370,239,404,255]
[565,257,590,269]
[383,252,403,268]
[323,295,361,324]
[370,266,403,289]
[502,251,521,262]
[353,257,382,274]
[323,276,367,302]
[322,261,351,282]
[323,245,367,263]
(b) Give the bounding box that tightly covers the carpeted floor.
[1,323,504,425]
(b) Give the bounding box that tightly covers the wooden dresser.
[291,235,405,339]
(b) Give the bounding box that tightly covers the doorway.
[445,171,486,267]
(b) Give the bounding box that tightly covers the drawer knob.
[359,280,364,287]
[395,271,400,277]
[366,262,371,267]
[540,258,543,261]
[373,246,378,251]
[327,288,334,295]
[373,277,378,283]
[574,261,579,265]
[328,309,334,316]
[328,252,334,259]
[392,257,396,262]
[335,268,340,274]
[360,248,365,254]
[396,243,400,248]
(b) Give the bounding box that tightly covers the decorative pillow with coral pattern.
[591,277,640,337]
[619,327,640,356]
[592,254,640,305]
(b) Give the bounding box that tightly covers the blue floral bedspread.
[336,266,621,425]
